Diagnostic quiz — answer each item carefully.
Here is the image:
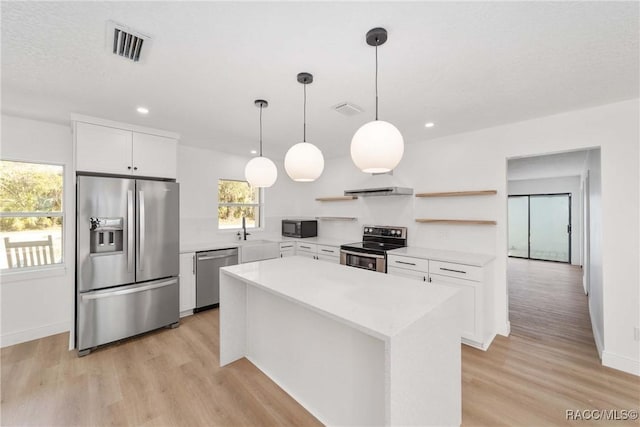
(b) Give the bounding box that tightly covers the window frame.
[0,159,66,272]
[217,178,264,231]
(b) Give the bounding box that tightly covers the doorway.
[508,193,571,263]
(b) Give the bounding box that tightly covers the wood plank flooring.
[2,259,639,426]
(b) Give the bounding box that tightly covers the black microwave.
[282,219,317,238]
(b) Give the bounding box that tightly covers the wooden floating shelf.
[415,219,497,225]
[315,196,358,201]
[315,216,357,221]
[415,190,497,198]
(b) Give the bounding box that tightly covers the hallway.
[461,258,639,425]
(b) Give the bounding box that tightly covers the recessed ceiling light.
[425,122,435,128]
[250,150,257,155]
[137,107,149,114]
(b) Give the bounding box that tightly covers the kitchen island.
[220,256,462,426]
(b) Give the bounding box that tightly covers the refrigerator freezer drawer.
[77,278,179,352]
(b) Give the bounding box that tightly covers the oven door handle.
[340,249,385,259]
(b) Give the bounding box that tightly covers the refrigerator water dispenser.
[89,217,123,253]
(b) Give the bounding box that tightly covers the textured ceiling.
[2,2,638,160]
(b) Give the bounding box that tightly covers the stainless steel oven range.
[340,225,407,273]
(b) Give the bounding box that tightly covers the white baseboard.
[589,306,604,359]
[1,321,69,348]
[498,321,511,337]
[602,351,640,376]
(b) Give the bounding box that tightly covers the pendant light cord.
[303,82,307,142]
[375,43,379,121]
[259,104,263,156]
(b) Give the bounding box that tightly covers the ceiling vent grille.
[333,102,363,116]
[107,21,151,62]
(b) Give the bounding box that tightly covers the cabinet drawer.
[316,244,339,257]
[387,255,429,273]
[296,242,317,253]
[429,260,481,282]
[279,242,296,251]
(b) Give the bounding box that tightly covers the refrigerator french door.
[76,176,179,355]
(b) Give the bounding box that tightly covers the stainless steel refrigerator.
[76,175,179,356]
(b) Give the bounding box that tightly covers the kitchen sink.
[238,239,280,263]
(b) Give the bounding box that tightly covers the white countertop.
[220,256,459,340]
[387,246,494,267]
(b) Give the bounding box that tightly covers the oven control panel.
[363,225,407,239]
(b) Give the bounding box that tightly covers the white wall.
[508,176,582,265]
[291,99,639,375]
[0,114,75,347]
[583,150,604,357]
[177,145,307,245]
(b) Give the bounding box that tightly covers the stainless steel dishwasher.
[195,248,238,311]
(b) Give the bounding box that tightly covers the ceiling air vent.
[333,102,363,116]
[107,21,151,62]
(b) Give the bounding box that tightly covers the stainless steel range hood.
[344,186,414,197]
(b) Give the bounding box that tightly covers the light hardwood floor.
[2,259,639,426]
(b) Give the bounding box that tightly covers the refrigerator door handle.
[81,279,177,300]
[127,190,134,272]
[138,190,145,271]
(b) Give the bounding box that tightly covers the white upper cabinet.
[74,116,178,179]
[76,122,133,175]
[132,133,177,179]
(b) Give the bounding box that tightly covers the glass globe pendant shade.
[350,120,404,173]
[284,142,324,182]
[244,156,278,188]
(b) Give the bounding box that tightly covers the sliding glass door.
[508,194,571,263]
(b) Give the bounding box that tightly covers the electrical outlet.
[635,327,640,342]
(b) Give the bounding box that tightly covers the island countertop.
[221,256,459,340]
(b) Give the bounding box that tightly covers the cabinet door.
[132,133,177,179]
[296,242,317,254]
[316,254,339,263]
[179,253,196,314]
[296,251,316,260]
[387,266,427,281]
[280,249,295,258]
[429,273,479,341]
[76,122,133,175]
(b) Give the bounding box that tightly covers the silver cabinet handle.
[395,260,416,266]
[197,254,235,261]
[321,249,335,253]
[138,190,145,271]
[127,190,134,272]
[281,244,294,249]
[440,267,466,274]
[300,245,311,249]
[81,279,177,300]
[192,254,196,274]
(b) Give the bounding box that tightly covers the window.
[0,160,64,270]
[218,179,262,229]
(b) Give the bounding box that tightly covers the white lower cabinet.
[279,242,296,258]
[179,252,196,316]
[387,254,490,350]
[296,242,317,258]
[316,244,339,263]
[428,273,479,343]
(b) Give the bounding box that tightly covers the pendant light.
[350,28,404,174]
[244,100,278,188]
[284,72,324,182]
